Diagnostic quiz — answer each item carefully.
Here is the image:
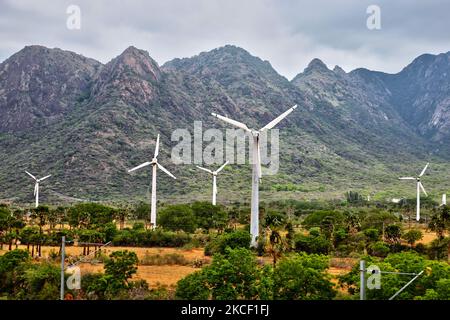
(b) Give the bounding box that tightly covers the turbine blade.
[419,162,429,177]
[398,177,415,180]
[196,166,213,174]
[128,162,152,173]
[211,113,250,132]
[25,171,37,180]
[419,182,428,196]
[39,175,51,182]
[260,105,298,131]
[154,134,160,159]
[215,161,229,174]
[157,163,176,179]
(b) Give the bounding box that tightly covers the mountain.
[378,52,450,144]
[0,45,449,205]
[0,45,101,132]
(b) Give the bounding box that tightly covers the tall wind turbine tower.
[399,163,429,221]
[128,134,176,229]
[211,104,297,246]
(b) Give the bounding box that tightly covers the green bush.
[204,230,251,256]
[158,205,197,233]
[112,229,191,247]
[294,233,331,255]
[368,241,390,257]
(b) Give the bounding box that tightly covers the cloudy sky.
[0,0,449,79]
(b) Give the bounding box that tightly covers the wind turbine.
[442,194,447,206]
[399,162,429,221]
[211,104,298,246]
[128,134,176,229]
[196,161,229,205]
[25,171,51,208]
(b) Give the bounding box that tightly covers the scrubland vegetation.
[0,193,449,300]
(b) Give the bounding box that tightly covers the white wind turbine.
[128,134,176,229]
[211,104,298,246]
[399,162,429,221]
[442,194,447,206]
[25,171,51,208]
[196,161,229,205]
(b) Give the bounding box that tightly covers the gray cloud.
[0,0,449,79]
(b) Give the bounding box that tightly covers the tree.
[0,249,30,296]
[345,191,364,204]
[175,271,210,300]
[202,248,261,300]
[68,203,116,229]
[21,262,60,300]
[176,248,269,300]
[191,202,227,231]
[104,250,138,286]
[263,211,286,266]
[204,230,251,256]
[294,230,331,255]
[158,204,196,233]
[385,224,402,244]
[428,205,450,239]
[272,253,336,300]
[402,229,423,247]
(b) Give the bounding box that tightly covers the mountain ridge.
[0,44,449,205]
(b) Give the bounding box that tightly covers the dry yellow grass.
[0,245,206,288]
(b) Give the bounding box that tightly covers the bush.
[204,230,251,256]
[273,253,336,300]
[175,271,209,300]
[368,241,390,257]
[158,205,197,233]
[294,233,331,255]
[191,202,227,231]
[112,229,191,247]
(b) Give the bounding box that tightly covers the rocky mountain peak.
[90,47,162,107]
[304,58,329,73]
[0,45,101,132]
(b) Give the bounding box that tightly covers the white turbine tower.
[128,134,176,229]
[399,162,429,221]
[25,171,51,208]
[442,194,447,206]
[211,104,298,246]
[196,161,229,205]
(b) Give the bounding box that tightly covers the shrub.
[204,230,251,256]
[294,233,331,255]
[175,271,209,300]
[368,241,390,257]
[158,205,197,233]
[273,253,336,300]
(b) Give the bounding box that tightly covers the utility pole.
[360,260,366,300]
[60,236,65,300]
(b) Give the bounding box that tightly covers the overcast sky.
[0,0,449,79]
